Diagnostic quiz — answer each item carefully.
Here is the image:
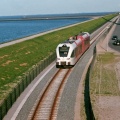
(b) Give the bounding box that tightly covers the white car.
[113,39,120,46]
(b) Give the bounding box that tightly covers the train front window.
[59,46,69,57]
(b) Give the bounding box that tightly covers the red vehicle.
[56,32,90,68]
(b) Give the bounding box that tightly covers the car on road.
[113,39,120,46]
[112,35,118,40]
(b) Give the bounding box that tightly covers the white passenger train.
[56,32,90,68]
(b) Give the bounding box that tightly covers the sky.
[0,0,120,16]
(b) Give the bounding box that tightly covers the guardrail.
[0,52,56,120]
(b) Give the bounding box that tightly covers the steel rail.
[29,68,71,120]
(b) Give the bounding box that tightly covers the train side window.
[71,50,75,58]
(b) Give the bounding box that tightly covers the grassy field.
[0,14,117,101]
[90,53,120,96]
[89,52,120,119]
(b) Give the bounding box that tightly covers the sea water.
[0,18,90,44]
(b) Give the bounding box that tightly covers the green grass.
[0,14,117,101]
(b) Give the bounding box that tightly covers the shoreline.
[0,18,95,48]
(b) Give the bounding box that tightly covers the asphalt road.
[108,17,120,52]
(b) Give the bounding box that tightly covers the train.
[56,32,90,68]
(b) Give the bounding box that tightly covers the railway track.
[27,21,113,120]
[27,68,72,120]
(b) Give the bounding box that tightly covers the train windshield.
[59,46,69,57]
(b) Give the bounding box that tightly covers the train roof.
[58,32,90,47]
[62,40,76,44]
